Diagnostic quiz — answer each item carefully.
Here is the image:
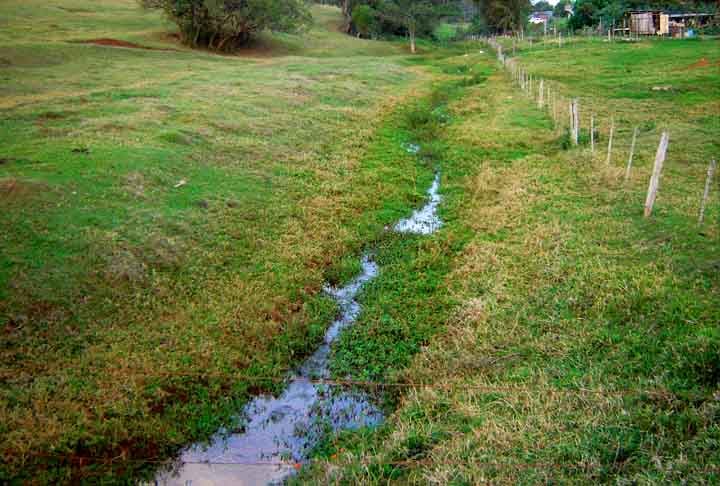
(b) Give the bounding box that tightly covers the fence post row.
[485,38,710,222]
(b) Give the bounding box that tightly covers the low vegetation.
[0,1,440,482]
[293,37,720,484]
[140,0,312,50]
[1,0,718,484]
[340,0,460,52]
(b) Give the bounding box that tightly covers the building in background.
[626,10,713,37]
[529,10,553,25]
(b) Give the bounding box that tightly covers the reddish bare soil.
[76,38,173,51]
[685,58,720,70]
[0,178,50,203]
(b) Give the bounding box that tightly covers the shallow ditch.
[154,171,443,486]
[151,70,477,485]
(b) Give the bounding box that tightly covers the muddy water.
[155,174,442,486]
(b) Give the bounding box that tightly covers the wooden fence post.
[606,117,615,165]
[569,99,579,145]
[547,87,552,116]
[529,74,533,97]
[574,100,580,145]
[644,131,669,218]
[538,79,544,108]
[546,84,551,112]
[625,127,638,181]
[698,159,717,225]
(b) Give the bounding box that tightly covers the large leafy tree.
[532,0,553,12]
[475,0,531,34]
[141,0,312,50]
[337,0,459,50]
[352,4,379,37]
[553,0,573,18]
[380,0,458,52]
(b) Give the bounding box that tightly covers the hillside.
[1,2,718,484]
[0,2,435,482]
[293,37,720,484]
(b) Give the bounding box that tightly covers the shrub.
[140,0,312,51]
[351,4,378,38]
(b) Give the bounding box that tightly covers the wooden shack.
[628,11,669,35]
[627,10,713,37]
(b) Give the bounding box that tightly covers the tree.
[553,0,572,18]
[598,0,627,30]
[568,0,600,29]
[352,4,378,37]
[380,0,458,53]
[141,0,312,50]
[532,0,553,12]
[475,0,531,34]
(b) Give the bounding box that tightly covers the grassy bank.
[0,2,458,482]
[294,39,720,483]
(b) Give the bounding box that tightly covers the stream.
[156,171,442,486]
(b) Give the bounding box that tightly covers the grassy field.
[2,2,719,483]
[0,1,455,482]
[292,38,720,483]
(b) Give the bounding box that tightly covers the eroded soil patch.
[684,57,720,70]
[0,178,50,203]
[74,38,175,51]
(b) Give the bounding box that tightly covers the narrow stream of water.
[156,172,442,486]
[395,173,442,235]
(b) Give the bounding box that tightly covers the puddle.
[155,177,443,486]
[394,172,442,235]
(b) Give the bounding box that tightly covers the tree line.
[336,1,462,52]
[139,0,466,53]
[138,1,717,53]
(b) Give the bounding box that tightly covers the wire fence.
[8,449,720,475]
[483,36,718,223]
[4,366,715,398]
[3,364,717,472]
[3,38,719,477]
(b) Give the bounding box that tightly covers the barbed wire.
[7,450,720,474]
[3,366,712,399]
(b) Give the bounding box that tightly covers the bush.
[140,0,312,51]
[351,4,378,38]
[434,23,457,43]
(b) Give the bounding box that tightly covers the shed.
[627,10,713,36]
[628,11,668,35]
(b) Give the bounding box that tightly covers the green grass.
[2,3,719,482]
[0,1,451,482]
[292,39,720,484]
